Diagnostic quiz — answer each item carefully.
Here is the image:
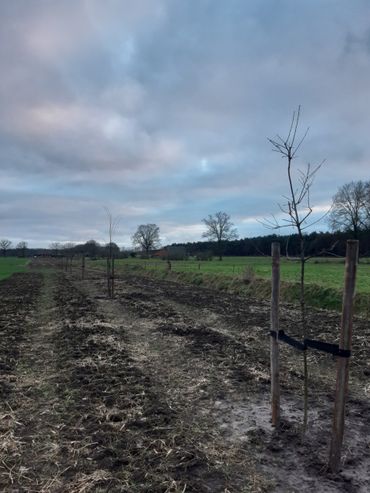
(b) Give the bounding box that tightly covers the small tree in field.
[265,106,326,431]
[202,211,238,260]
[16,241,28,257]
[0,239,12,256]
[132,224,161,257]
[105,208,119,260]
[49,242,62,256]
[105,207,120,298]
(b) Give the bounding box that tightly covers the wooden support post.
[271,242,281,427]
[111,257,115,298]
[107,258,111,298]
[82,256,85,280]
[329,240,359,472]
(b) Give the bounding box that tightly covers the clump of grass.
[242,265,256,285]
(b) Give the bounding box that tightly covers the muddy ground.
[0,260,369,492]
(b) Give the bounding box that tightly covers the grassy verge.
[110,256,370,294]
[0,258,29,280]
[121,263,370,316]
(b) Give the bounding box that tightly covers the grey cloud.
[0,1,370,246]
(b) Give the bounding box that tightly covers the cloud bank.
[0,1,369,247]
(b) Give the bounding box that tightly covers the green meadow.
[109,256,370,294]
[0,258,29,280]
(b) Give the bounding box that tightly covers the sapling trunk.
[300,238,308,431]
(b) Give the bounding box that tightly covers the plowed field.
[0,260,369,492]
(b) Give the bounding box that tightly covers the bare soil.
[0,260,369,492]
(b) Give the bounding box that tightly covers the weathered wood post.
[111,257,115,298]
[328,239,359,472]
[81,255,85,280]
[271,242,281,427]
[107,257,111,297]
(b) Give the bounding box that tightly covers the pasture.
[91,256,370,294]
[0,257,29,280]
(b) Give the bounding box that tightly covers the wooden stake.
[82,256,85,280]
[329,239,359,473]
[271,242,281,427]
[107,258,111,297]
[111,257,115,298]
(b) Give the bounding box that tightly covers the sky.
[0,0,369,248]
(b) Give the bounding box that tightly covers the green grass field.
[0,258,29,280]
[106,256,370,294]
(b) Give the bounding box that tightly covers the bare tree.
[202,211,238,260]
[105,208,120,298]
[16,241,28,257]
[265,106,325,431]
[0,239,12,256]
[329,180,370,238]
[132,224,161,257]
[49,242,62,256]
[365,181,370,221]
[62,242,75,254]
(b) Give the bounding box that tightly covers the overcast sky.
[1,0,369,248]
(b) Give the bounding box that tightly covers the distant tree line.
[170,229,370,259]
[0,240,128,259]
[2,229,370,260]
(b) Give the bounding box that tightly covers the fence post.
[107,258,111,298]
[111,257,115,298]
[82,256,85,280]
[271,242,281,427]
[328,239,359,472]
